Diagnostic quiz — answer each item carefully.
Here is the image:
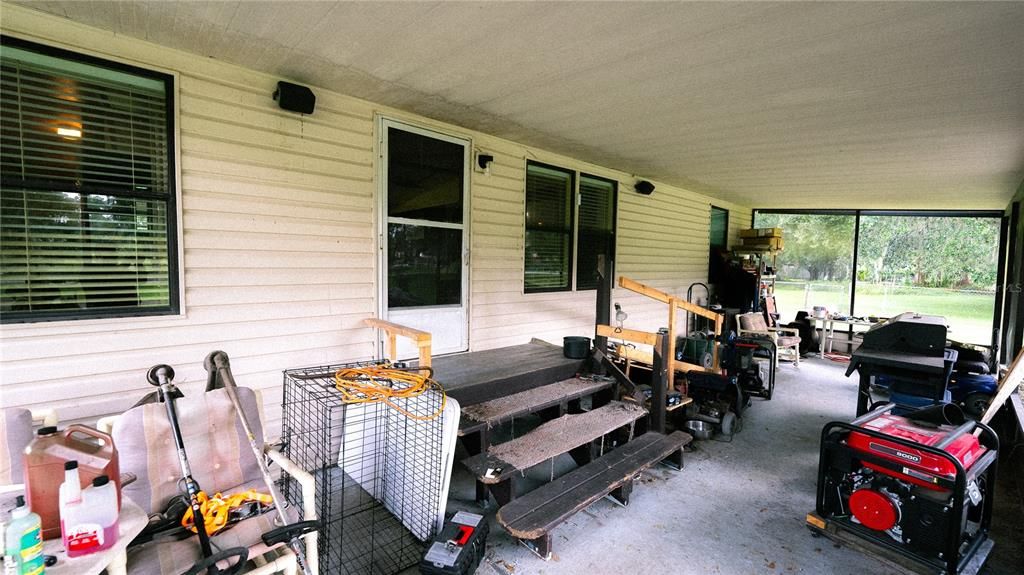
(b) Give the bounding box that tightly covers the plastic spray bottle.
[4,496,44,575]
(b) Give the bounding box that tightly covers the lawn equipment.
[147,364,248,575]
[809,403,998,575]
[204,351,318,575]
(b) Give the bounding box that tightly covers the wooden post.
[363,318,432,368]
[594,254,612,358]
[667,297,678,388]
[651,332,669,434]
[712,314,724,371]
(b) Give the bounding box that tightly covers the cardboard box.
[739,227,783,239]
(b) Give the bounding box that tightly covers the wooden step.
[496,430,692,559]
[462,400,647,485]
[459,376,615,436]
[432,340,585,407]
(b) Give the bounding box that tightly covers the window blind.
[0,39,175,322]
[576,174,616,290]
[524,163,573,292]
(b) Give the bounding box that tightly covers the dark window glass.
[710,206,729,248]
[524,162,574,292]
[576,174,616,290]
[387,127,464,223]
[387,224,462,308]
[1,37,176,322]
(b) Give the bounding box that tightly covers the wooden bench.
[496,430,692,559]
[462,400,647,506]
[458,376,616,456]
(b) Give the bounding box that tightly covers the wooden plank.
[667,297,678,389]
[806,512,993,575]
[498,431,692,539]
[979,347,1024,426]
[433,341,584,406]
[596,324,658,346]
[363,318,432,368]
[617,276,719,321]
[462,401,647,484]
[362,318,431,343]
[459,377,615,435]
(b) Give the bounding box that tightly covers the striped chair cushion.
[112,387,264,516]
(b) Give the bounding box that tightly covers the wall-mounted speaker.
[635,180,655,195]
[273,81,316,115]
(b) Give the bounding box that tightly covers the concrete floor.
[439,357,1023,575]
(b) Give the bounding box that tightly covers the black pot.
[563,336,591,359]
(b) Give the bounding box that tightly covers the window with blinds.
[0,37,177,323]
[524,162,574,292]
[576,174,616,290]
[523,162,617,293]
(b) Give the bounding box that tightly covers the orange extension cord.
[333,365,447,421]
[181,489,274,536]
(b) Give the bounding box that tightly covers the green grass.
[773,281,995,345]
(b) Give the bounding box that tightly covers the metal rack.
[280,360,446,575]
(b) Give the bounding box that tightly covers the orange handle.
[64,423,115,450]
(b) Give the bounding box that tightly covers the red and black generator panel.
[809,403,998,575]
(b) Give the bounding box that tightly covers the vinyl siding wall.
[0,6,751,437]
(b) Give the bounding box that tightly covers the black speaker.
[635,180,655,195]
[273,81,315,115]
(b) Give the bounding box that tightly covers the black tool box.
[420,511,489,575]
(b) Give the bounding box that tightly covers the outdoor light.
[476,153,494,175]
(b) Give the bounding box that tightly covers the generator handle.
[934,420,977,450]
[849,402,895,426]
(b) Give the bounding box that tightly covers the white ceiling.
[12,1,1024,209]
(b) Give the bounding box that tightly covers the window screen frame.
[524,160,576,294]
[576,172,617,291]
[709,205,729,249]
[0,35,180,324]
[523,160,618,294]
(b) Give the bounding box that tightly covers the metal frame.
[377,117,471,353]
[752,208,1007,351]
[815,405,999,575]
[0,35,180,324]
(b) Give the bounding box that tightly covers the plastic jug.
[59,467,118,558]
[23,425,120,540]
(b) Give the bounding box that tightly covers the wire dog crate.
[281,361,447,575]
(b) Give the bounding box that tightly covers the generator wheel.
[699,352,714,369]
[721,411,738,436]
[962,392,990,418]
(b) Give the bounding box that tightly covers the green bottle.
[4,496,44,575]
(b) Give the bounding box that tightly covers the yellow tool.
[181,490,273,536]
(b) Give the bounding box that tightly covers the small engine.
[812,405,998,575]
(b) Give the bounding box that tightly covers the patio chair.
[1,408,58,485]
[736,312,801,368]
[110,385,317,575]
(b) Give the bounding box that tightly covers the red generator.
[808,403,998,575]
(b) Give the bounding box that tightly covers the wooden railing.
[616,276,724,387]
[363,318,432,368]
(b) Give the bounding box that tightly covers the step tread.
[497,430,692,539]
[459,376,615,435]
[463,400,647,484]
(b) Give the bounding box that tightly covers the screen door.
[380,119,470,356]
